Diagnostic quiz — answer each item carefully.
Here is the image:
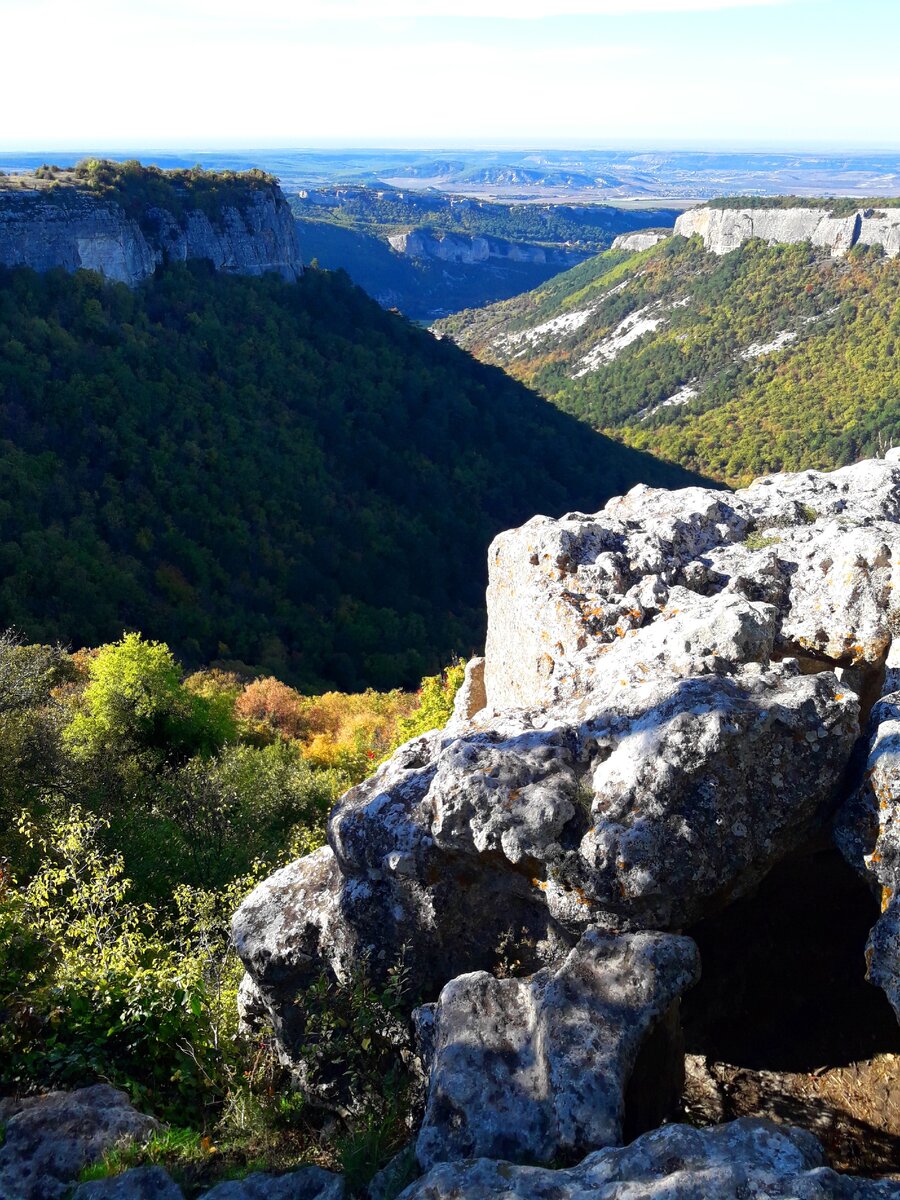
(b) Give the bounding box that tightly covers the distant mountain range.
[6,148,900,201]
[435,220,900,485]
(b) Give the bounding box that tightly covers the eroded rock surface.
[0,184,303,285]
[415,931,700,1170]
[234,456,900,1175]
[199,1167,346,1199]
[400,1119,900,1199]
[72,1166,184,1200]
[0,1085,158,1200]
[676,204,900,258]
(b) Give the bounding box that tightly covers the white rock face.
[0,186,303,285]
[484,459,900,711]
[611,229,671,252]
[388,228,578,267]
[573,303,664,374]
[675,203,900,257]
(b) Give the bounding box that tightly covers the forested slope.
[436,234,900,484]
[0,262,699,689]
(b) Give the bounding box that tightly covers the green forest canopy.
[0,261,701,691]
[437,235,900,486]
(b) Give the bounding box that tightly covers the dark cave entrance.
[682,846,900,1071]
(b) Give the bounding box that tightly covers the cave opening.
[680,845,900,1174]
[682,846,898,1071]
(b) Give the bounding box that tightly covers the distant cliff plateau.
[290,185,679,319]
[676,201,900,256]
[0,159,303,285]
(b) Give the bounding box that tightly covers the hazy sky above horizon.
[3,0,899,150]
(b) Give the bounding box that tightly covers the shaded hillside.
[294,215,580,320]
[436,234,900,484]
[0,262,702,690]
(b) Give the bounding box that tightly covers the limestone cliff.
[611,228,671,252]
[0,182,303,285]
[676,203,900,257]
[387,227,580,268]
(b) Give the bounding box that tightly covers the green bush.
[0,808,252,1121]
[65,633,236,764]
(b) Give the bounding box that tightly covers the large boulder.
[72,1167,184,1200]
[0,1085,158,1200]
[234,457,900,1103]
[236,657,857,1021]
[415,930,700,1170]
[485,458,900,711]
[400,1118,900,1199]
[199,1168,345,1199]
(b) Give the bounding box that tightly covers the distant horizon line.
[4,142,900,157]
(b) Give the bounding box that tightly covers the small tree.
[64,633,235,764]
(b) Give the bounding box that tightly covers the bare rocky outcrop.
[415,931,700,1170]
[676,203,900,257]
[836,691,900,1021]
[199,1169,346,1199]
[72,1167,185,1200]
[611,229,671,252]
[0,185,303,285]
[400,1119,900,1199]
[387,228,579,268]
[71,1164,346,1200]
[233,455,900,1187]
[0,1085,159,1200]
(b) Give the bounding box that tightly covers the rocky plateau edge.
[229,455,900,1196]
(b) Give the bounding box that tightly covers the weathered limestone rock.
[676,204,900,258]
[400,1119,900,1199]
[0,185,303,285]
[611,229,671,252]
[446,656,486,729]
[235,457,900,1101]
[415,931,700,1170]
[199,1168,346,1199]
[70,1165,346,1200]
[485,458,900,710]
[367,1146,418,1200]
[0,1085,158,1200]
[387,229,580,268]
[72,1167,184,1200]
[836,692,900,1020]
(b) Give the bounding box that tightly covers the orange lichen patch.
[532,878,548,891]
[570,886,592,907]
[509,788,521,805]
[834,693,845,701]
[883,885,894,913]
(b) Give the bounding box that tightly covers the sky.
[2,0,900,150]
